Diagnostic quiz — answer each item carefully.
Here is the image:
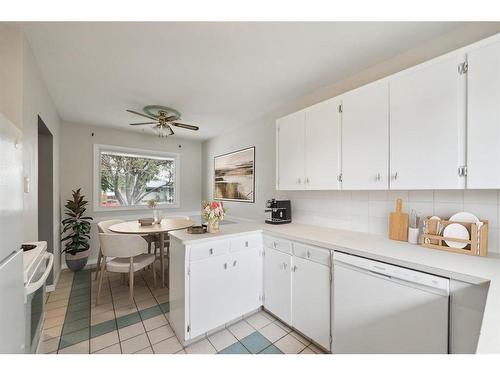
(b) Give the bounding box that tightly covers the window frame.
[93,144,181,212]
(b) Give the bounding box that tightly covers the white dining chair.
[97,233,157,305]
[95,219,125,281]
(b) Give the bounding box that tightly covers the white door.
[292,257,331,349]
[189,256,231,338]
[228,247,262,317]
[389,54,465,189]
[276,111,305,190]
[341,81,389,190]
[467,40,500,188]
[304,97,341,190]
[263,247,292,325]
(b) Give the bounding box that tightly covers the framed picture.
[214,146,255,203]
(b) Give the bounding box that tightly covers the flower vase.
[207,220,220,233]
[153,209,159,224]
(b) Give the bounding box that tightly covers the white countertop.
[170,222,500,353]
[23,241,47,284]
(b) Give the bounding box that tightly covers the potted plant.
[202,200,226,233]
[61,189,93,272]
[147,198,160,223]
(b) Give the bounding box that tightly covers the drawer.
[263,235,292,254]
[293,242,330,266]
[230,234,262,252]
[189,240,230,262]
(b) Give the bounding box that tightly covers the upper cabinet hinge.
[458,166,468,177]
[337,173,343,182]
[338,104,343,113]
[458,61,468,75]
[187,324,190,333]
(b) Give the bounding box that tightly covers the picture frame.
[213,146,255,203]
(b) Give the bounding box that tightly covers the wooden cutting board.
[389,198,409,241]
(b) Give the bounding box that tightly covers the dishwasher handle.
[25,253,53,296]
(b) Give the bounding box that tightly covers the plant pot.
[65,250,90,272]
[207,220,220,234]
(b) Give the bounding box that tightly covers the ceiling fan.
[127,105,199,137]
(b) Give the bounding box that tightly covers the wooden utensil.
[389,198,409,241]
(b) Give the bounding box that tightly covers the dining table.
[108,217,194,287]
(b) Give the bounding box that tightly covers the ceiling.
[22,22,465,140]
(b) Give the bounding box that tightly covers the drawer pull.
[306,250,311,258]
[233,260,237,267]
[292,265,297,272]
[223,263,227,270]
[282,262,287,270]
[209,248,213,255]
[245,241,249,247]
[273,241,278,248]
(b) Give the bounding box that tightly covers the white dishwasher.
[333,251,449,354]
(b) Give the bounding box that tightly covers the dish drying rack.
[420,217,488,257]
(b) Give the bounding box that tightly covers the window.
[93,144,180,210]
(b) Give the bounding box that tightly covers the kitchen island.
[169,221,500,353]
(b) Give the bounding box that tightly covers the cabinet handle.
[392,172,399,181]
[223,263,227,270]
[297,178,302,184]
[283,262,287,270]
[245,241,248,247]
[306,250,311,258]
[209,248,213,255]
[292,265,297,272]
[273,241,278,248]
[305,177,310,184]
[233,260,237,267]
[376,173,381,181]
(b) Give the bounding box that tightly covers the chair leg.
[95,248,102,281]
[148,240,152,254]
[129,258,134,305]
[96,256,106,306]
[152,260,157,288]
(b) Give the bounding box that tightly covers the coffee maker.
[265,199,292,224]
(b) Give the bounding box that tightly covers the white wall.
[60,122,203,262]
[1,25,63,280]
[202,23,500,254]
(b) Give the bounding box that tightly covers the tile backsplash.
[281,190,500,253]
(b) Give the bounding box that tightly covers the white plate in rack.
[443,223,469,249]
[449,212,480,225]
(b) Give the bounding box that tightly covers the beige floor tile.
[43,315,66,329]
[91,310,116,325]
[114,305,138,318]
[308,343,327,354]
[118,322,145,341]
[259,322,288,343]
[91,302,114,315]
[52,286,72,295]
[90,331,120,353]
[245,311,272,330]
[45,306,67,319]
[289,331,311,346]
[228,320,255,340]
[42,325,63,341]
[260,310,277,322]
[273,319,292,333]
[94,343,122,354]
[38,337,60,354]
[143,314,168,331]
[274,334,306,354]
[58,340,89,354]
[152,336,183,354]
[47,292,70,303]
[147,324,174,345]
[133,291,154,302]
[154,294,169,304]
[185,338,216,354]
[134,346,153,354]
[299,347,316,354]
[174,349,186,354]
[46,299,69,310]
[135,298,157,310]
[121,333,150,354]
[208,329,237,352]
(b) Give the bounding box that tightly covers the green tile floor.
[39,268,326,354]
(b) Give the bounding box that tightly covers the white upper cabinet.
[276,111,305,190]
[467,39,500,189]
[389,54,466,190]
[304,97,341,190]
[341,81,389,190]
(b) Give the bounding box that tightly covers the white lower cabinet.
[263,246,292,325]
[291,256,331,349]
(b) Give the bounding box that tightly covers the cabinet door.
[263,247,292,325]
[304,97,341,190]
[292,257,331,349]
[342,81,389,190]
[467,40,500,188]
[228,247,262,317]
[276,111,306,190]
[189,256,231,338]
[390,55,465,189]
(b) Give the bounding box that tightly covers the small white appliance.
[24,241,53,353]
[0,114,25,353]
[333,251,450,354]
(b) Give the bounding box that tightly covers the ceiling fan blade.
[130,122,157,126]
[168,125,175,136]
[165,115,178,121]
[171,122,199,131]
[126,109,157,120]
